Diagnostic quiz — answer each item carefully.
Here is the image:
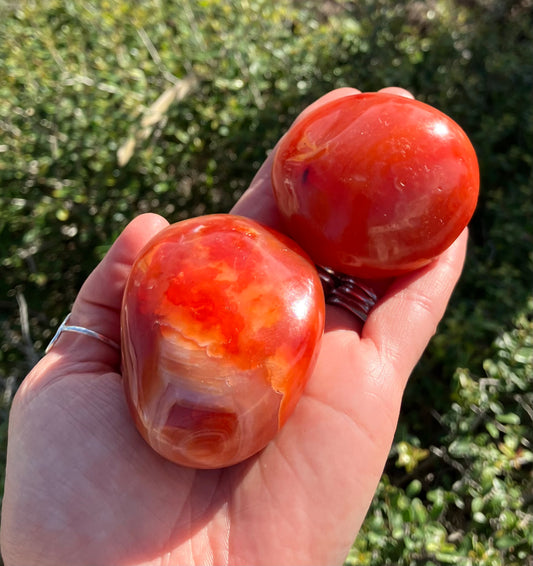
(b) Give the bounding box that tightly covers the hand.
[0,88,468,566]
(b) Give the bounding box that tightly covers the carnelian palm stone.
[121,214,325,468]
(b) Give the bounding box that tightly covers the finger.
[363,229,469,388]
[295,87,362,121]
[378,86,415,99]
[46,213,169,367]
[228,146,283,229]
[231,87,361,228]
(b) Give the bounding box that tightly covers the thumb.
[45,213,169,369]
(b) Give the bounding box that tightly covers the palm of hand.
[7,326,395,565]
[5,250,462,565]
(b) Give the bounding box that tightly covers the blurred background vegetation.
[1,0,532,563]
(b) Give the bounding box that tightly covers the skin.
[0,87,468,566]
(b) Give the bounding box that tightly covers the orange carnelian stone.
[272,93,479,278]
[121,214,325,468]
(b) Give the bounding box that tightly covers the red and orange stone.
[121,214,325,468]
[272,93,479,278]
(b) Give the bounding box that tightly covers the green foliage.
[0,0,311,378]
[1,0,532,563]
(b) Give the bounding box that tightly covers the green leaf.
[496,412,521,425]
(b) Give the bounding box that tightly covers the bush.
[1,0,532,562]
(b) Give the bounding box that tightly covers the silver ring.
[45,313,121,354]
[316,265,378,323]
